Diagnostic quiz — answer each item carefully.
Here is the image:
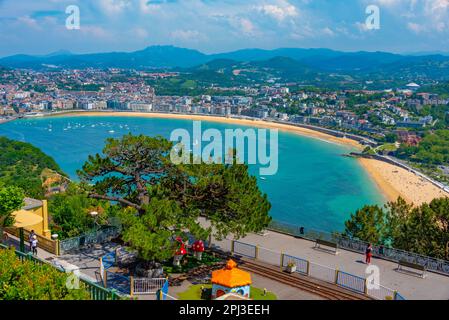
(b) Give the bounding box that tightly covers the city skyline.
[1,0,449,57]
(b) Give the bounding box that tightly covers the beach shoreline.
[358,158,448,205]
[46,110,364,149]
[18,110,448,205]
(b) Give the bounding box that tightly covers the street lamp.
[90,211,99,232]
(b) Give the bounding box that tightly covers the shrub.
[0,247,91,300]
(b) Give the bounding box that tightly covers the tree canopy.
[344,197,449,259]
[0,137,64,199]
[0,186,24,243]
[48,183,117,239]
[344,205,386,244]
[78,134,271,262]
[396,130,449,165]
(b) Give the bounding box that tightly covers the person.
[29,230,36,251]
[31,235,38,256]
[365,243,373,264]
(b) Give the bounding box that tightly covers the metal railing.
[59,226,120,254]
[228,239,405,300]
[336,271,365,294]
[258,247,282,266]
[366,284,396,300]
[268,220,449,276]
[282,254,309,275]
[308,262,336,284]
[232,240,257,259]
[133,278,167,295]
[81,278,120,300]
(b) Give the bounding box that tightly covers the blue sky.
[1,0,449,57]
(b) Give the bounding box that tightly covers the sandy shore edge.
[48,111,363,149]
[358,158,447,205]
[37,111,447,205]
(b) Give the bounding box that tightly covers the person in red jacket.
[365,244,373,264]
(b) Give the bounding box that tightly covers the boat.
[260,177,267,180]
[108,130,115,134]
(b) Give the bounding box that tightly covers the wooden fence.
[5,227,59,255]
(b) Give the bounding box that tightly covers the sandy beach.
[52,111,363,149]
[359,158,448,205]
[48,111,448,205]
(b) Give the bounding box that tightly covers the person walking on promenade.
[365,243,373,264]
[29,230,36,251]
[31,235,38,256]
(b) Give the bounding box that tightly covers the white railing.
[233,241,257,259]
[227,238,405,300]
[258,247,282,266]
[367,284,396,300]
[336,271,365,294]
[133,278,167,295]
[308,262,337,284]
[282,254,309,275]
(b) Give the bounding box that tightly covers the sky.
[0,0,449,57]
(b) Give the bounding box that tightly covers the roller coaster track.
[236,257,371,301]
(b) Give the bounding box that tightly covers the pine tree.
[344,205,386,244]
[78,134,271,261]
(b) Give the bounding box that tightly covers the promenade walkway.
[4,234,104,283]
[6,228,449,300]
[211,230,449,300]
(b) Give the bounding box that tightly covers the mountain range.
[2,45,449,84]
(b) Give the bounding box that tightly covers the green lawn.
[178,284,277,300]
[376,143,398,153]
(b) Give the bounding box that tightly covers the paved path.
[210,230,449,300]
[5,234,108,283]
[4,234,55,261]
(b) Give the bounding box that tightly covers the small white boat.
[108,130,115,134]
[260,177,267,180]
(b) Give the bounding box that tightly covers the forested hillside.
[0,137,64,199]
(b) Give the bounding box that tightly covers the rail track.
[236,257,371,300]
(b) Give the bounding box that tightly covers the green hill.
[0,137,64,199]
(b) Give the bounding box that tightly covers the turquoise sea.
[0,115,385,232]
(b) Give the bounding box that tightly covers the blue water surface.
[0,115,385,232]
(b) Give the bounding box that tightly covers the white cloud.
[237,18,257,35]
[133,27,149,39]
[372,0,449,32]
[170,29,205,42]
[17,16,40,30]
[98,0,132,15]
[139,0,161,14]
[80,25,110,38]
[407,22,425,33]
[257,0,298,22]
